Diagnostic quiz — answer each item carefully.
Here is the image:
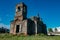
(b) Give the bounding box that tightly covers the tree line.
[0,27,9,33]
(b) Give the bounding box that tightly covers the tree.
[55,28,57,32]
[48,28,53,32]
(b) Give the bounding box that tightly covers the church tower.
[10,2,28,35]
[15,2,27,21]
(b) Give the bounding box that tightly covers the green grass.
[0,33,60,40]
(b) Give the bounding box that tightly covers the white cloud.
[56,27,60,32]
[52,26,60,32]
[0,23,10,29]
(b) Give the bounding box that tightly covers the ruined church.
[10,2,47,35]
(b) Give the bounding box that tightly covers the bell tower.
[15,2,27,21]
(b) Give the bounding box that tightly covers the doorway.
[16,25,19,33]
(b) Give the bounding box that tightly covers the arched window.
[18,6,21,12]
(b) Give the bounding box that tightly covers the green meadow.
[0,33,60,40]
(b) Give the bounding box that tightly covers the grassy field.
[0,33,60,40]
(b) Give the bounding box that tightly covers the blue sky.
[0,0,60,29]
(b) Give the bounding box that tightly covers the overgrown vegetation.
[0,33,60,40]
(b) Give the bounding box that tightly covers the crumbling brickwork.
[10,2,47,35]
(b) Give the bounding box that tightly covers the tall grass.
[0,33,60,40]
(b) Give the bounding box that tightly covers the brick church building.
[10,2,47,35]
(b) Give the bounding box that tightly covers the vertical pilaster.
[35,21,37,35]
[19,24,22,33]
[13,25,16,34]
[10,23,14,34]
